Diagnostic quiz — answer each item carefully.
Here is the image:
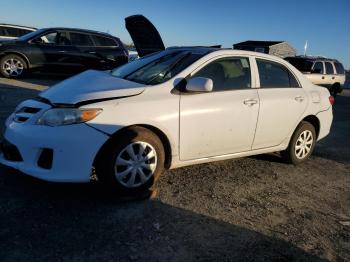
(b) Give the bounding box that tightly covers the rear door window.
[69,32,94,46]
[91,35,118,47]
[312,62,324,74]
[334,62,345,75]
[257,59,300,88]
[325,62,334,74]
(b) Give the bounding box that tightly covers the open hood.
[125,15,165,57]
[39,70,145,105]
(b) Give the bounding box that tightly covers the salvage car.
[285,56,346,96]
[0,16,333,193]
[0,27,129,78]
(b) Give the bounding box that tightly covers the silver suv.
[285,56,346,96]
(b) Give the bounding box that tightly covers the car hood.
[125,15,165,57]
[39,70,145,105]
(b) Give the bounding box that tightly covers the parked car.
[0,27,129,78]
[0,16,333,194]
[285,56,346,96]
[0,24,36,41]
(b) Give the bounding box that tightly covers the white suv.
[0,16,334,194]
[285,56,346,96]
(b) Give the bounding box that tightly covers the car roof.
[166,46,288,60]
[0,23,37,30]
[40,27,119,39]
[286,56,341,63]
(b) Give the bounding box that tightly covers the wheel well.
[1,52,30,68]
[94,124,173,169]
[302,115,320,138]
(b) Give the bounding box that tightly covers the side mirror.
[311,68,321,74]
[186,77,213,92]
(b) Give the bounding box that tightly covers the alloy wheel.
[2,58,24,77]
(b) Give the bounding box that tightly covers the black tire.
[0,54,27,78]
[282,121,316,165]
[95,126,165,194]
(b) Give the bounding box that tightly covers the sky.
[2,0,350,68]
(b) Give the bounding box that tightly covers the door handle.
[243,99,258,106]
[295,96,305,102]
[332,76,335,79]
[58,50,66,53]
[322,76,325,79]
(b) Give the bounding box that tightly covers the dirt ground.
[0,76,349,262]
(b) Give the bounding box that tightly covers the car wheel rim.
[2,58,24,76]
[295,130,313,160]
[114,141,157,188]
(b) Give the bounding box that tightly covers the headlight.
[37,108,102,126]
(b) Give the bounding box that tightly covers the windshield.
[18,28,46,41]
[111,50,206,85]
[285,57,313,72]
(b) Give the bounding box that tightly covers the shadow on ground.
[0,167,326,262]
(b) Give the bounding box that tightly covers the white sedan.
[0,47,333,193]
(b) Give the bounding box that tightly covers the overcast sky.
[2,0,350,68]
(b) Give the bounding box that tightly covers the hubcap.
[295,130,313,159]
[114,142,157,188]
[2,58,24,76]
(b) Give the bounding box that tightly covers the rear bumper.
[316,107,333,141]
[0,120,108,182]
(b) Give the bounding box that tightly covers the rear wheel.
[95,126,165,194]
[0,54,27,78]
[282,121,316,165]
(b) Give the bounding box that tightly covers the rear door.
[324,61,336,87]
[252,58,307,149]
[308,61,325,85]
[125,15,165,57]
[90,34,128,68]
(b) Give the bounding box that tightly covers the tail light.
[329,96,335,106]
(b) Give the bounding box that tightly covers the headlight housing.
[37,108,102,126]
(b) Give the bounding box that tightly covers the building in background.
[233,40,296,58]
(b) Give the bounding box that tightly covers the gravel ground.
[0,76,349,262]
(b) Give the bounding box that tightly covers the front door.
[180,56,259,160]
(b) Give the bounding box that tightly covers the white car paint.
[0,49,333,182]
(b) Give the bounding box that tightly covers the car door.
[65,31,99,72]
[28,30,74,72]
[89,34,128,69]
[252,58,307,150]
[324,61,336,87]
[180,56,259,160]
[308,61,325,85]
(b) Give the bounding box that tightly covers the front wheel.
[95,126,165,194]
[0,54,27,78]
[282,121,316,165]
